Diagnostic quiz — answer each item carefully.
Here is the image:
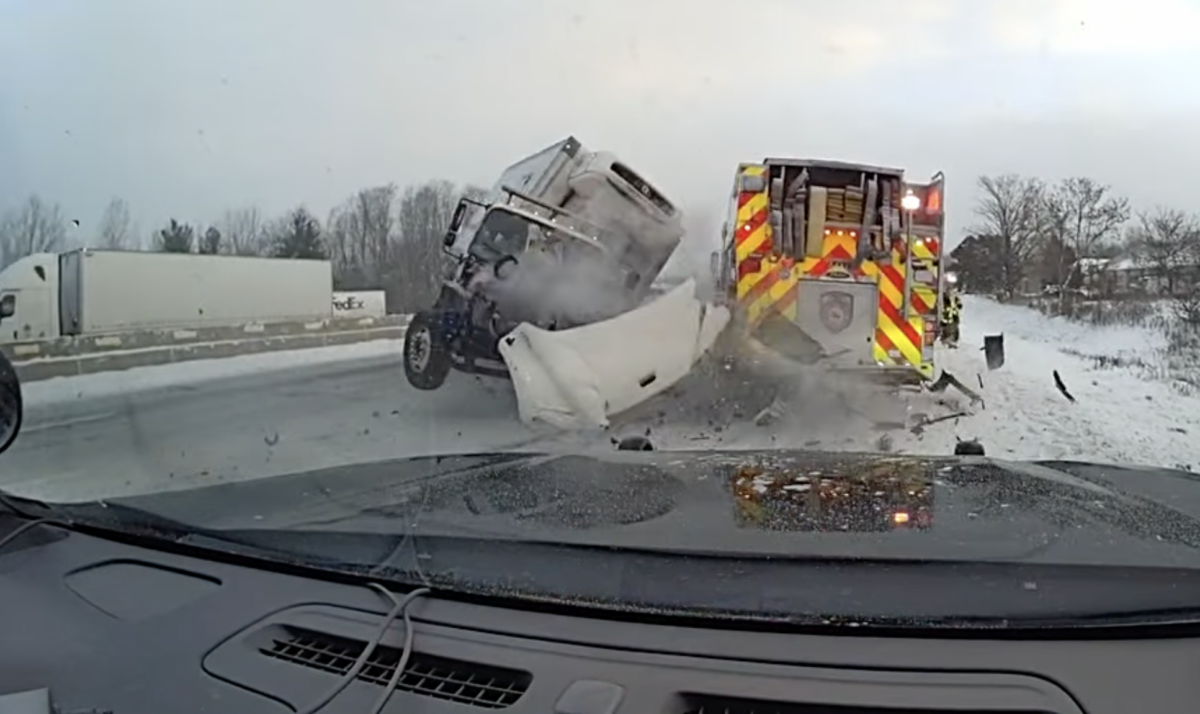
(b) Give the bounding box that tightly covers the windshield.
[467,209,533,263]
[4,0,1200,626]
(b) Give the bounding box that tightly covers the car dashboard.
[1,516,1196,714]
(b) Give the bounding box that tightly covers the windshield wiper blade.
[0,488,74,522]
[56,500,425,582]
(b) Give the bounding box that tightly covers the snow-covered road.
[2,342,546,502]
[2,296,1197,503]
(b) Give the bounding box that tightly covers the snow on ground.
[21,339,402,407]
[930,296,1199,470]
[962,296,1168,364]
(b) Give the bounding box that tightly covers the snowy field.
[3,295,1199,503]
[932,296,1196,470]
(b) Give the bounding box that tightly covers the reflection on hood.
[730,458,934,532]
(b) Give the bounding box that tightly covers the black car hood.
[96,449,1200,569]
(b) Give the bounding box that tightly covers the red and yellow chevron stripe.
[859,255,929,376]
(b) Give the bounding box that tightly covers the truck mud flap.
[983,334,1005,370]
[496,279,730,430]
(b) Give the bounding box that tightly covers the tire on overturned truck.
[403,310,453,391]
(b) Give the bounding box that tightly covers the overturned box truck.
[402,136,729,429]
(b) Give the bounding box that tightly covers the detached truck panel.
[61,251,333,336]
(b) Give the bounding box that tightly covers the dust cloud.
[662,203,722,291]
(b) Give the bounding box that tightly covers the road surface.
[4,294,1200,503]
[1,345,947,503]
[1,354,553,502]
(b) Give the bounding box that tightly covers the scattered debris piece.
[954,438,985,456]
[1053,370,1075,402]
[616,435,654,451]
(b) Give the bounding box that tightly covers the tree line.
[953,174,1200,306]
[0,181,484,312]
[7,172,1194,317]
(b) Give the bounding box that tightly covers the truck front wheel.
[403,310,452,391]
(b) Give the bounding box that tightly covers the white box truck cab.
[0,253,65,344]
[402,136,730,431]
[403,136,685,389]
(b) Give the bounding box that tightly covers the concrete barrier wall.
[3,315,413,383]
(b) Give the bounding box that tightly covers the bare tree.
[326,185,397,285]
[390,180,459,311]
[96,198,134,250]
[1127,206,1197,296]
[972,174,1046,298]
[0,194,69,269]
[1046,177,1130,280]
[218,207,267,256]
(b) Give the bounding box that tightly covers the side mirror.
[444,199,470,250]
[0,350,23,456]
[0,294,14,320]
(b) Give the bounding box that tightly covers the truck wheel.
[403,311,452,391]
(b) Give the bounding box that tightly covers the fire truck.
[712,158,950,386]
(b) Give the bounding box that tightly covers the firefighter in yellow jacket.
[941,289,962,347]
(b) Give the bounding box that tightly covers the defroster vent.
[260,626,531,709]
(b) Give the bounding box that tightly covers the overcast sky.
[3,0,1199,260]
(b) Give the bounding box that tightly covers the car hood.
[98,449,1200,568]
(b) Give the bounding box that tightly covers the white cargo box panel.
[59,250,334,335]
[488,136,583,206]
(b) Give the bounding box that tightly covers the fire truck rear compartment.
[763,159,907,262]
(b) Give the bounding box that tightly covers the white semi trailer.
[0,250,334,344]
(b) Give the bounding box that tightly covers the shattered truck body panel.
[715,158,947,384]
[500,278,730,430]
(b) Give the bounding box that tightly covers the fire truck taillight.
[923,320,937,347]
[892,511,910,525]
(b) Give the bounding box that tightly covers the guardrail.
[2,315,413,383]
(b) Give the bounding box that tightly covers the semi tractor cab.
[404,136,686,392]
[713,158,947,384]
[448,136,683,302]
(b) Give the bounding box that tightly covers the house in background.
[1072,253,1200,297]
